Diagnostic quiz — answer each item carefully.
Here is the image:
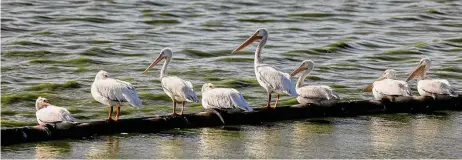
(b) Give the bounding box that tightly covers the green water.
[1,0,461,158]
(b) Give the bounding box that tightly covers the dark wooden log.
[2,96,461,146]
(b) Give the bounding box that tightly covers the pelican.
[143,48,199,115]
[201,83,253,112]
[363,69,412,100]
[290,60,340,105]
[35,97,76,129]
[232,28,297,108]
[91,70,143,121]
[406,58,457,98]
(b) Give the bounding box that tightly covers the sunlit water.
[1,0,461,158]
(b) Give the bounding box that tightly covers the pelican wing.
[256,64,297,96]
[418,79,457,96]
[202,88,253,111]
[161,76,198,102]
[94,78,143,107]
[36,106,76,123]
[297,85,340,100]
[373,79,412,96]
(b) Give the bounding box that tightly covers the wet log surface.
[2,96,461,146]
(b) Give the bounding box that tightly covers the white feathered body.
[417,79,457,97]
[161,76,198,103]
[202,88,253,111]
[372,79,412,100]
[255,64,297,96]
[36,105,75,126]
[91,78,143,107]
[296,85,340,105]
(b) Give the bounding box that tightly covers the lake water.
[1,0,461,158]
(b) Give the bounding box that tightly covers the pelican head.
[95,70,109,80]
[143,48,173,73]
[35,97,50,111]
[232,28,268,54]
[290,60,315,77]
[406,58,431,81]
[362,69,397,92]
[201,83,216,93]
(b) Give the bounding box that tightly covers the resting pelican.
[232,28,297,108]
[35,97,76,129]
[143,48,199,115]
[91,70,143,121]
[406,58,457,98]
[290,60,340,105]
[201,83,253,112]
[363,69,412,100]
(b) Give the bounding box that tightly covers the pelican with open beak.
[232,28,297,108]
[290,60,340,106]
[405,58,457,98]
[362,69,412,100]
[144,48,199,115]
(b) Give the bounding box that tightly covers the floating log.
[2,96,461,146]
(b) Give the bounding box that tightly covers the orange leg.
[266,93,272,108]
[172,99,178,115]
[180,102,185,115]
[106,105,114,121]
[114,104,121,121]
[273,94,280,108]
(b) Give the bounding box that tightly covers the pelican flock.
[28,29,458,125]
[143,48,199,115]
[35,97,76,129]
[363,69,412,100]
[232,28,298,108]
[91,70,143,121]
[201,83,253,111]
[290,60,340,105]
[406,58,457,98]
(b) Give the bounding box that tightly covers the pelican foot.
[105,118,115,122]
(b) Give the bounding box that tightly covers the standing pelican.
[406,58,457,98]
[143,48,199,115]
[232,28,297,108]
[91,70,143,121]
[201,83,253,112]
[35,97,76,129]
[363,69,412,100]
[290,60,340,105]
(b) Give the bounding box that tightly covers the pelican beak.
[362,75,387,92]
[290,66,307,77]
[232,32,262,54]
[406,63,426,82]
[143,55,164,73]
[42,102,51,107]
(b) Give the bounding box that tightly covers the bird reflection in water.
[86,136,120,159]
[35,141,71,159]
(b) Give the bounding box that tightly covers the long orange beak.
[290,66,307,77]
[232,32,262,54]
[42,102,51,107]
[361,74,387,92]
[143,55,165,73]
[405,64,426,82]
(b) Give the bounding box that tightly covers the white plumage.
[406,58,457,98]
[363,69,412,100]
[144,48,198,115]
[290,60,340,105]
[232,28,297,108]
[91,70,142,121]
[201,83,253,111]
[35,97,76,128]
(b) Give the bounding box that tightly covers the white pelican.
[143,48,199,115]
[201,83,254,112]
[35,97,76,129]
[232,28,297,108]
[91,70,143,121]
[290,60,340,105]
[362,69,412,100]
[405,58,457,98]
